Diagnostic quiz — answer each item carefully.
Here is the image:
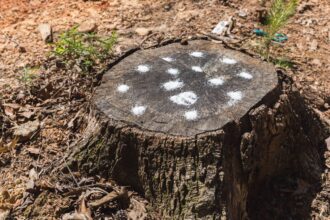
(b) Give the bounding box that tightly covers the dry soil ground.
[0,0,329,219]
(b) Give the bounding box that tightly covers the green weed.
[52,26,117,72]
[272,57,295,69]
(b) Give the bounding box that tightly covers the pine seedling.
[261,0,299,59]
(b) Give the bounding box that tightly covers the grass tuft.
[272,57,295,69]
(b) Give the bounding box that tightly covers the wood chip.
[38,23,53,43]
[27,147,40,156]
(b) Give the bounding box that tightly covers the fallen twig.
[88,187,128,208]
[64,159,80,187]
[139,32,159,48]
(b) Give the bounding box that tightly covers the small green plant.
[272,57,295,69]
[20,67,38,86]
[52,26,117,72]
[260,0,299,59]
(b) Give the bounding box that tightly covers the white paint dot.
[185,110,198,121]
[170,91,198,106]
[192,66,203,72]
[208,77,225,86]
[131,105,147,116]
[190,51,204,58]
[227,91,243,106]
[222,57,237,64]
[137,65,150,73]
[117,84,129,93]
[162,57,174,62]
[238,71,253,79]
[167,68,180,76]
[162,79,184,91]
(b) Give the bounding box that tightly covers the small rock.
[212,20,229,35]
[238,10,248,18]
[324,103,329,109]
[26,179,35,192]
[29,168,38,181]
[38,23,53,43]
[78,20,97,33]
[309,39,318,51]
[135,27,151,36]
[13,120,40,141]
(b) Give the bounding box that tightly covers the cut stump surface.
[95,40,277,136]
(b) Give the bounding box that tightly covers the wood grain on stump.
[68,40,328,219]
[95,40,277,136]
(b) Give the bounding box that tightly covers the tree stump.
[68,40,329,219]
